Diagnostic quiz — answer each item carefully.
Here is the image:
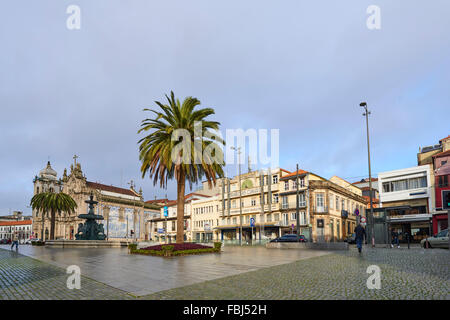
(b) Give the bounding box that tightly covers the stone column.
[103,206,110,240]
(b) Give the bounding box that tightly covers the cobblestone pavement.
[0,249,133,300]
[142,248,450,300]
[1,246,448,300]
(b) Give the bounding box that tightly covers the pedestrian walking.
[391,229,400,248]
[10,232,19,251]
[354,223,366,253]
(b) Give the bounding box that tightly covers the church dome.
[39,161,58,180]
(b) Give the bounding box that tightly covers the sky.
[1,0,449,215]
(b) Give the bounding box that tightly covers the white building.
[0,220,33,242]
[377,165,434,242]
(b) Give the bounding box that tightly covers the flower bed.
[142,243,212,251]
[129,242,222,257]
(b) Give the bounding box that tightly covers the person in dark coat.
[354,223,366,253]
[391,230,400,248]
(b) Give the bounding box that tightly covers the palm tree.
[138,91,225,244]
[30,192,78,240]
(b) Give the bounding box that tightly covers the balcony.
[220,203,279,215]
[280,202,306,210]
[226,184,279,199]
[312,205,328,214]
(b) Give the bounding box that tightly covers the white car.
[420,229,449,249]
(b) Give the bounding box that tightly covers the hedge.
[129,242,222,257]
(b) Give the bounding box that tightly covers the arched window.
[37,187,40,194]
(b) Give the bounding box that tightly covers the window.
[282,196,289,209]
[342,199,345,210]
[274,213,280,221]
[300,212,306,225]
[272,175,278,184]
[284,181,289,190]
[291,212,298,220]
[267,214,272,222]
[316,193,324,208]
[293,180,297,189]
[336,196,339,210]
[245,215,250,223]
[232,200,236,208]
[172,221,175,230]
[227,218,230,225]
[441,160,447,166]
[329,195,334,209]
[438,175,448,188]
[36,187,39,194]
[273,194,279,203]
[300,178,305,187]
[299,193,306,206]
[232,217,237,224]
[251,199,256,206]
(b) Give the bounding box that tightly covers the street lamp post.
[360,102,375,248]
[231,146,243,246]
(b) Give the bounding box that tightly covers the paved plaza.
[0,245,448,300]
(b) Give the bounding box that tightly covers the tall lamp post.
[360,102,375,248]
[231,146,243,246]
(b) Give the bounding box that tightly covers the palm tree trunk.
[50,209,56,240]
[176,170,186,244]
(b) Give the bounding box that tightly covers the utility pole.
[296,164,300,236]
[360,102,375,248]
[231,146,243,246]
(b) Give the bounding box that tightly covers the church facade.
[32,159,160,241]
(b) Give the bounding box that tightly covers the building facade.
[376,165,434,244]
[0,220,33,242]
[148,167,367,244]
[32,160,159,241]
[418,135,450,235]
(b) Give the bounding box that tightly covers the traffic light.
[443,191,450,209]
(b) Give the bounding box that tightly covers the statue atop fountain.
[75,193,106,240]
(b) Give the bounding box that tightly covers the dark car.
[270,234,308,243]
[1,239,11,244]
[345,233,356,244]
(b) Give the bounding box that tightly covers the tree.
[30,192,78,240]
[138,91,225,244]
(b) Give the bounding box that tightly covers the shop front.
[432,211,449,234]
[368,206,432,244]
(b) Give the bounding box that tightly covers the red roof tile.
[86,181,138,197]
[0,220,32,226]
[281,170,308,179]
[433,149,450,158]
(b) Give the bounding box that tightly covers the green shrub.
[213,242,222,251]
[128,243,138,250]
[129,246,221,257]
[161,245,174,251]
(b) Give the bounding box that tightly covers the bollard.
[407,234,410,249]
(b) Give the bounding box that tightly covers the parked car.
[24,239,33,244]
[0,239,11,244]
[270,234,308,243]
[420,229,449,249]
[345,233,356,244]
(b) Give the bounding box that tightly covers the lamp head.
[359,102,367,107]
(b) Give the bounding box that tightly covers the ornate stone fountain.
[75,193,106,240]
